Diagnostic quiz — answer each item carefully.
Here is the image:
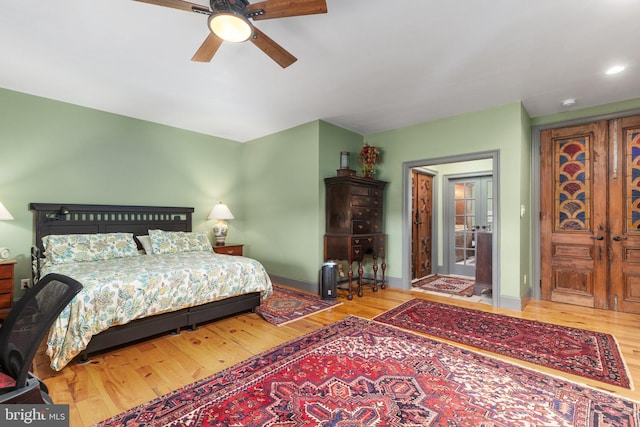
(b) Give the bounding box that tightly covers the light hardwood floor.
[33,286,640,426]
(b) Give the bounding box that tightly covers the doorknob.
[612,236,627,241]
[590,235,604,240]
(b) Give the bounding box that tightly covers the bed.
[30,203,273,371]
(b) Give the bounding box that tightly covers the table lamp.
[208,202,234,245]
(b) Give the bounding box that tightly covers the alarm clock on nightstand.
[0,248,10,260]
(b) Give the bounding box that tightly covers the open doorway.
[402,151,499,307]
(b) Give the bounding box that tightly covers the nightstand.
[213,244,244,256]
[0,259,16,320]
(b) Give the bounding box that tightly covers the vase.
[362,162,376,178]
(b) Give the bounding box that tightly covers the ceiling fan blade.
[250,27,297,68]
[246,0,327,20]
[133,0,210,14]
[192,33,224,62]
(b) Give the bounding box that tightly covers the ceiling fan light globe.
[208,13,253,43]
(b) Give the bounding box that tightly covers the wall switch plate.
[20,278,31,289]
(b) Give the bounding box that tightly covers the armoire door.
[412,171,433,279]
[540,115,640,314]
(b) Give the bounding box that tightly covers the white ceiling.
[1,0,639,142]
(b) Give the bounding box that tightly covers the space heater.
[320,261,338,300]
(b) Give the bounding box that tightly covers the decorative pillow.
[148,230,212,254]
[136,235,154,254]
[43,233,139,265]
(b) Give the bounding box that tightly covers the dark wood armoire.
[324,175,387,299]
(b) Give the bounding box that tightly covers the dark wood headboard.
[30,203,194,255]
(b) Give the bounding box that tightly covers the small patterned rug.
[374,298,633,389]
[256,284,342,325]
[94,317,639,426]
[412,274,475,297]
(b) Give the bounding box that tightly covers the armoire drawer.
[352,196,381,208]
[351,220,381,234]
[351,206,381,220]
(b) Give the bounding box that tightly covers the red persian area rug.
[94,316,639,427]
[411,274,475,297]
[374,298,632,389]
[255,284,342,325]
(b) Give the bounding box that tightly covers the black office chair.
[0,273,83,404]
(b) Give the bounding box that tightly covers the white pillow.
[136,235,154,254]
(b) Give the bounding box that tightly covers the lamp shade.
[208,13,253,42]
[0,202,14,220]
[340,151,350,169]
[208,203,234,220]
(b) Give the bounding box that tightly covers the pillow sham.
[43,233,139,265]
[148,229,212,254]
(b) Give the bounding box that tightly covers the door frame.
[531,108,640,302]
[402,150,500,307]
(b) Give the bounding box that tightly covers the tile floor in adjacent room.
[412,288,493,305]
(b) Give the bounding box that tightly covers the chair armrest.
[0,375,51,404]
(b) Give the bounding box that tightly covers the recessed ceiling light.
[561,98,576,107]
[606,65,626,75]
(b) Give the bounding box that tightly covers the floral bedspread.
[41,251,273,370]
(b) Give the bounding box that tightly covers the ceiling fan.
[135,0,328,68]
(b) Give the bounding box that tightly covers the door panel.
[412,171,433,279]
[540,121,609,309]
[448,176,491,277]
[609,115,640,313]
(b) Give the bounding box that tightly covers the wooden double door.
[541,115,640,313]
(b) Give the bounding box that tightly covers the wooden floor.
[33,285,640,426]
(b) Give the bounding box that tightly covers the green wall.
[365,102,531,305]
[240,120,362,285]
[5,84,638,310]
[240,121,321,282]
[519,104,532,300]
[0,87,534,308]
[531,98,640,127]
[0,88,242,294]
